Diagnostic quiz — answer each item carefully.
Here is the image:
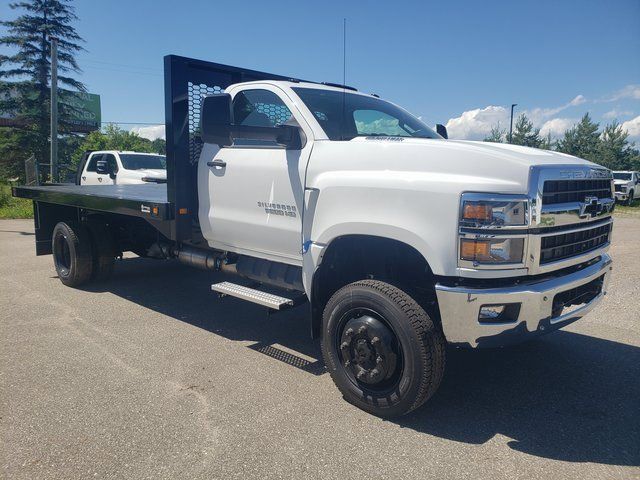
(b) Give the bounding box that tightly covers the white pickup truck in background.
[612,170,639,205]
[14,56,616,417]
[76,150,166,185]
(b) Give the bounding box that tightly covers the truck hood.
[308,137,603,195]
[613,179,630,185]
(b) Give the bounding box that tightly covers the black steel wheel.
[52,222,93,287]
[321,280,446,417]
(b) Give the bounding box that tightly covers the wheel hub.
[340,314,397,385]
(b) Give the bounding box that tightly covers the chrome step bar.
[211,281,296,310]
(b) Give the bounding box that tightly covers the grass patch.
[0,184,33,219]
[614,198,640,217]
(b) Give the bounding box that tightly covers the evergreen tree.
[510,113,543,148]
[598,121,634,170]
[484,125,505,143]
[0,0,85,179]
[556,113,600,162]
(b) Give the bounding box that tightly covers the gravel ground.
[1,217,639,480]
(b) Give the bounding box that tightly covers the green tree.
[0,0,85,180]
[484,125,505,143]
[510,114,543,148]
[556,113,600,162]
[597,121,635,170]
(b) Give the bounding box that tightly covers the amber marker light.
[462,203,492,222]
[460,239,491,261]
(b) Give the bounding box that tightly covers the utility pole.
[50,37,58,182]
[509,103,517,144]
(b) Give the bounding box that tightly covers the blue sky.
[3,0,640,141]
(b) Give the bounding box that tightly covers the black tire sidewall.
[322,282,434,416]
[52,222,93,287]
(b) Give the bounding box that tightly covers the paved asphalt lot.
[1,217,639,480]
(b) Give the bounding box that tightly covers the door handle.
[82,176,86,181]
[207,159,227,168]
[98,177,102,182]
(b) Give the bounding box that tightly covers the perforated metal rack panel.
[188,82,223,165]
[164,55,294,242]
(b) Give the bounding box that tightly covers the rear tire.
[52,222,93,287]
[86,221,116,281]
[321,280,446,417]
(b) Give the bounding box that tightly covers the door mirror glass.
[436,123,448,139]
[95,159,109,175]
[201,93,233,147]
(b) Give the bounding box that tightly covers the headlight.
[458,193,528,267]
[460,237,525,264]
[460,197,527,228]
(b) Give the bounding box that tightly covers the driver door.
[198,86,312,265]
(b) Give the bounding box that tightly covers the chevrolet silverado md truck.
[13,56,615,417]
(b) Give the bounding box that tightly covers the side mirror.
[436,124,448,139]
[201,93,232,147]
[96,159,109,175]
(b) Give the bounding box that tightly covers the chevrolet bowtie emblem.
[580,196,603,218]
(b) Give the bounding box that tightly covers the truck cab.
[77,150,166,185]
[612,170,639,205]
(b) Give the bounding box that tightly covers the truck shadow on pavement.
[92,256,639,468]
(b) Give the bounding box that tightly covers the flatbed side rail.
[12,185,173,221]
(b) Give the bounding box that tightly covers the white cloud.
[621,115,640,140]
[445,105,509,140]
[603,109,634,120]
[444,94,587,140]
[604,85,640,102]
[540,118,577,137]
[130,125,165,140]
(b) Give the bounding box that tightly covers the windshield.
[613,172,632,180]
[119,154,166,170]
[292,87,440,141]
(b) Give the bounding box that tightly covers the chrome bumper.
[435,254,612,348]
[614,192,629,201]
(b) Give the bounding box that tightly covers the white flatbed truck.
[13,55,615,416]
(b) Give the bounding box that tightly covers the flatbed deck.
[13,184,172,221]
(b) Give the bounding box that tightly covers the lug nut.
[340,342,349,350]
[370,368,381,378]
[344,360,351,367]
[376,356,383,364]
[356,370,366,380]
[358,325,367,334]
[345,328,354,337]
[371,336,380,345]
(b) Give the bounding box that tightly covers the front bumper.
[615,192,629,202]
[435,254,612,348]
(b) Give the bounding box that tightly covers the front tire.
[321,280,446,417]
[52,222,93,287]
[627,190,634,206]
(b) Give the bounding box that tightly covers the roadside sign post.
[50,37,58,182]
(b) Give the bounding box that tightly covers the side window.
[103,154,118,173]
[86,154,103,172]
[233,89,292,128]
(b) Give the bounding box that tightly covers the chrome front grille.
[542,179,612,205]
[540,222,612,264]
